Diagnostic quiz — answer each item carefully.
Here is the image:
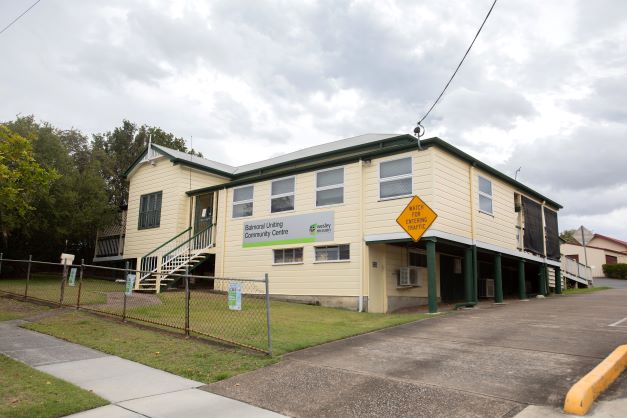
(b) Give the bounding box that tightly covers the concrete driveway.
[204,289,627,418]
[594,278,627,289]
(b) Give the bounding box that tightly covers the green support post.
[518,259,526,300]
[494,253,503,303]
[539,264,547,296]
[555,267,562,295]
[472,245,478,303]
[463,247,473,304]
[426,239,437,314]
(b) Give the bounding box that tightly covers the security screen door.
[194,193,213,233]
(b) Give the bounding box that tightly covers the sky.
[1,0,626,239]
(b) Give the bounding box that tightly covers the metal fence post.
[0,252,3,276]
[265,273,272,356]
[24,255,32,299]
[185,265,190,337]
[60,259,68,306]
[122,261,129,321]
[77,259,84,309]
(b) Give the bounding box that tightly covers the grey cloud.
[569,76,627,123]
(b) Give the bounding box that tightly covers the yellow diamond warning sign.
[396,196,438,242]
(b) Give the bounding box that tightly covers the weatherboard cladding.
[124,134,561,209]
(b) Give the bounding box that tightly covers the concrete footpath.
[0,319,284,418]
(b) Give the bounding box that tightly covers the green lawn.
[0,276,123,306]
[22,300,430,383]
[0,297,50,321]
[0,354,107,418]
[563,286,610,295]
[126,290,430,354]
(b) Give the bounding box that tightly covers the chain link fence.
[0,254,272,355]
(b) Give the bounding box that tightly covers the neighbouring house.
[96,134,564,313]
[561,228,627,277]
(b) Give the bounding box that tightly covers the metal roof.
[232,133,400,174]
[128,134,562,209]
[150,144,236,175]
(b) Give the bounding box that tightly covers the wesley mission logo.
[309,224,317,235]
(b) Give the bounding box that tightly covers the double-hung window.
[138,191,162,229]
[273,248,303,264]
[478,176,493,214]
[379,157,412,199]
[271,177,295,213]
[316,167,344,207]
[233,185,254,218]
[315,244,350,262]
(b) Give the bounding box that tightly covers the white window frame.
[270,176,295,213]
[313,244,351,263]
[478,175,493,215]
[378,156,413,201]
[232,185,254,218]
[273,247,304,265]
[315,166,344,207]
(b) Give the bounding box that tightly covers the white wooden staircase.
[138,226,213,292]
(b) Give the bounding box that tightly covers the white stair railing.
[138,225,213,290]
[160,226,213,275]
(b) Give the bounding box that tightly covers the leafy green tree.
[560,229,577,243]
[93,120,201,207]
[0,125,58,248]
[4,116,116,261]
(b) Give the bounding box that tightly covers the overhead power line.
[416,0,499,127]
[0,0,42,36]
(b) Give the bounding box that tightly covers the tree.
[93,120,201,206]
[0,125,58,247]
[3,116,116,261]
[560,229,577,243]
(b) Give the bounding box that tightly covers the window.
[273,248,303,264]
[379,157,412,199]
[271,177,295,213]
[315,244,350,262]
[316,167,344,207]
[138,191,162,229]
[606,255,618,265]
[233,185,253,218]
[408,252,427,267]
[478,176,493,214]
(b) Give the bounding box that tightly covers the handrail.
[163,225,213,259]
[140,227,192,260]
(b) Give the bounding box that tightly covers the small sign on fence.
[228,282,242,311]
[125,273,136,296]
[68,268,77,287]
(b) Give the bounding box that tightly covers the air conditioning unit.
[398,267,421,287]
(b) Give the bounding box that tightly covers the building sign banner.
[68,268,77,287]
[242,212,334,248]
[228,282,242,310]
[125,274,136,296]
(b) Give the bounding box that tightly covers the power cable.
[0,0,42,36]
[415,0,499,130]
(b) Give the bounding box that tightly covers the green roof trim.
[184,134,562,209]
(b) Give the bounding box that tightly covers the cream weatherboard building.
[561,230,627,277]
[109,134,563,313]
